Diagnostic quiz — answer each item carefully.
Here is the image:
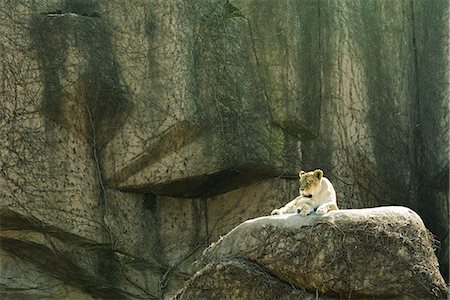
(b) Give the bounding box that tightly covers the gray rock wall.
[0,0,448,298]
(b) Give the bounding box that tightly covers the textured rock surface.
[177,207,447,299]
[0,0,448,299]
[0,249,93,299]
[173,259,325,300]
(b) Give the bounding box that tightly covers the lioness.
[271,169,338,216]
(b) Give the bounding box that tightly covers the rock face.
[0,0,448,299]
[173,259,321,300]
[176,207,448,299]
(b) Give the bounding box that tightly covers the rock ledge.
[175,206,448,299]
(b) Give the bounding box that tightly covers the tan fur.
[271,169,338,216]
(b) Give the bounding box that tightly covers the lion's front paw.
[271,209,280,216]
[316,206,328,215]
[297,206,311,216]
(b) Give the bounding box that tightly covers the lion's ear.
[313,169,323,180]
[299,171,306,177]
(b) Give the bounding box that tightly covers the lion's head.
[299,169,323,195]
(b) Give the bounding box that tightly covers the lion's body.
[271,169,338,216]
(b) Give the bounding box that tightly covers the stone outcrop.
[176,207,448,299]
[0,0,448,298]
[173,259,321,300]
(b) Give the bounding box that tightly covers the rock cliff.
[0,0,448,299]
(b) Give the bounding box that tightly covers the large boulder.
[176,207,448,299]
